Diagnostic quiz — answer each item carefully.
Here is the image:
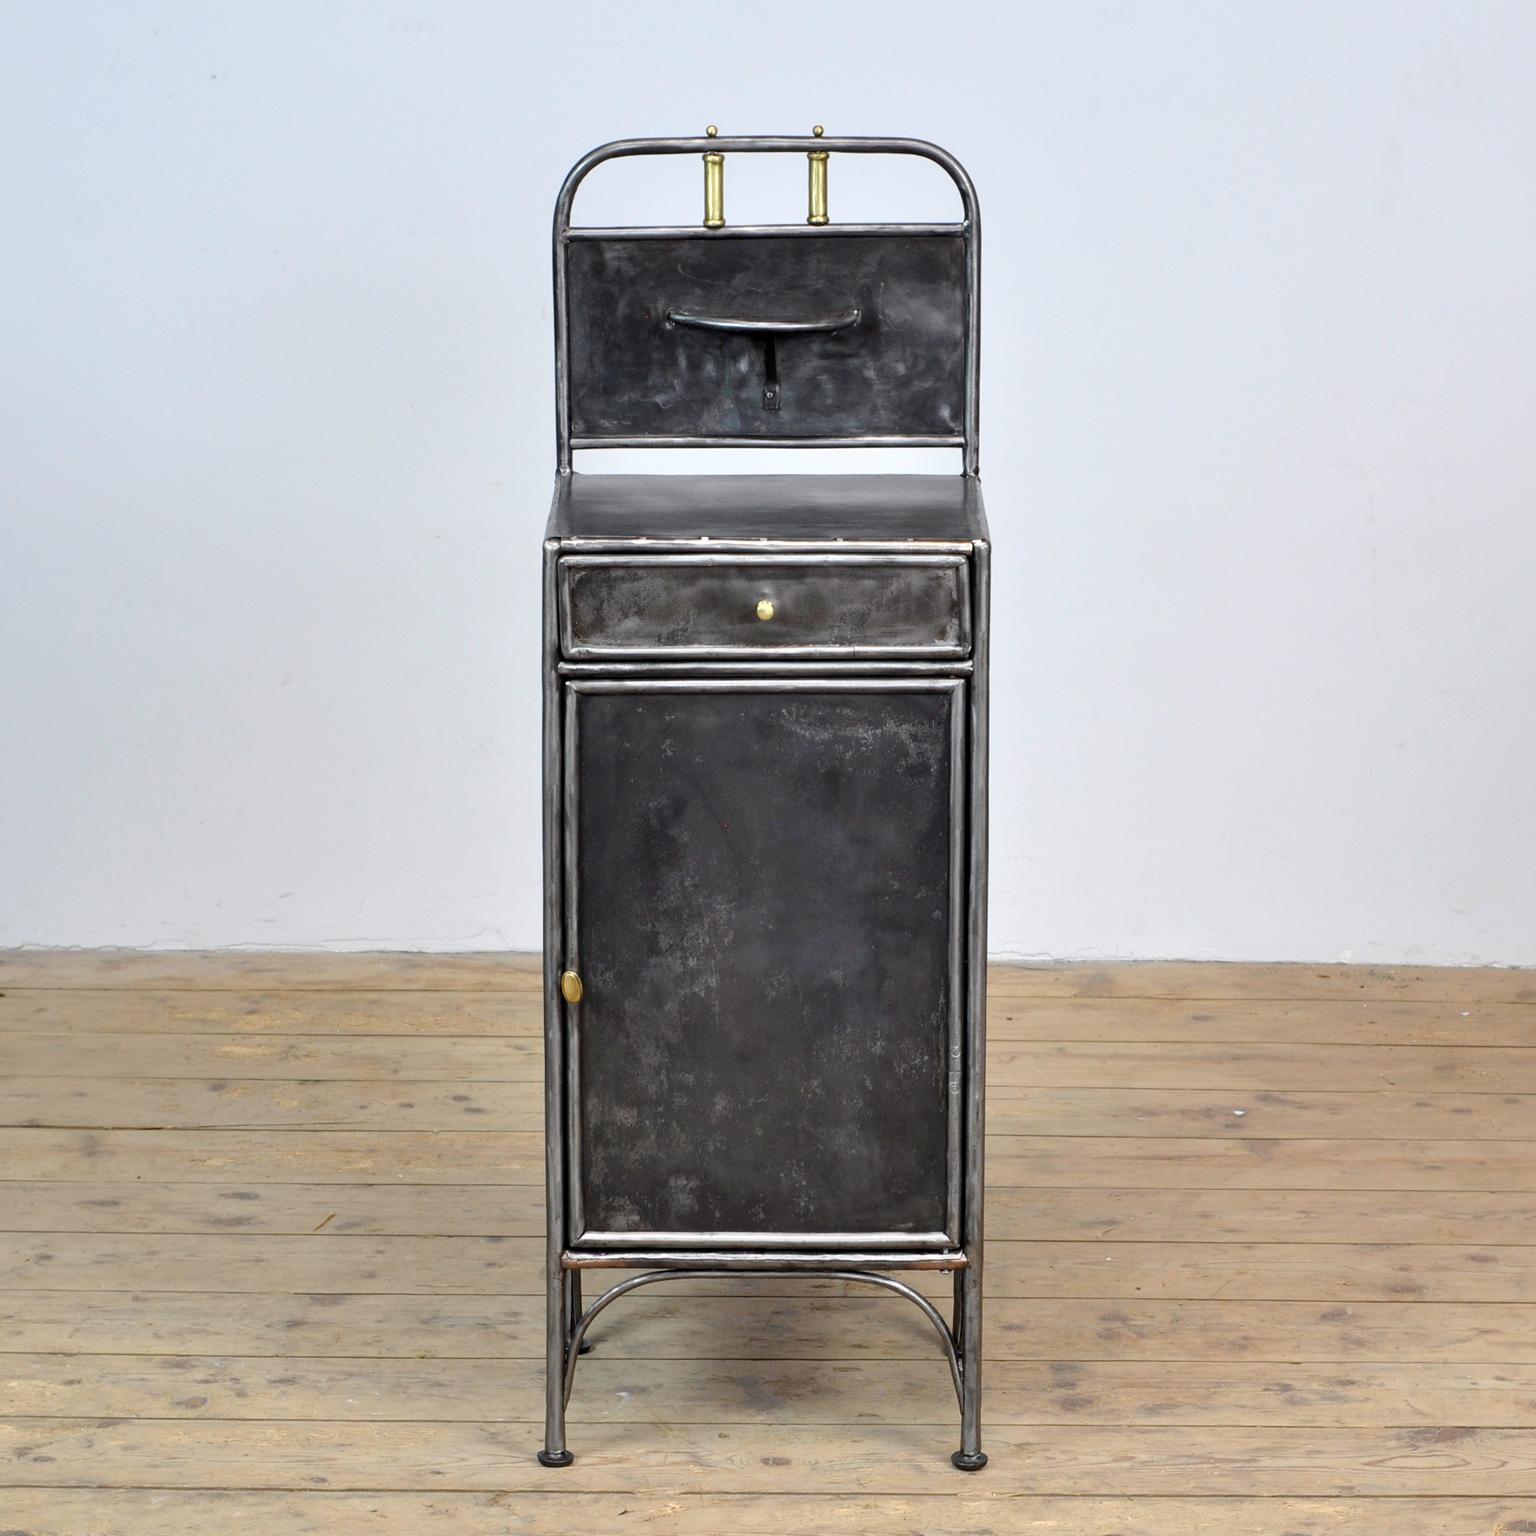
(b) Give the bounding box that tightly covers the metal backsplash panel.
[566,233,966,441]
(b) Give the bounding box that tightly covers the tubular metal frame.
[540,135,989,1475]
[540,547,991,1471]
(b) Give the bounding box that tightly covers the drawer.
[559,554,970,659]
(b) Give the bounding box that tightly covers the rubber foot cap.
[537,1449,574,1468]
[951,1450,988,1472]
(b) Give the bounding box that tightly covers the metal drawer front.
[560,554,970,659]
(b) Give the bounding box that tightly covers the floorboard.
[0,952,1531,1533]
[4,1491,1532,1536]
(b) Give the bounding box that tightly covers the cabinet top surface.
[546,473,988,546]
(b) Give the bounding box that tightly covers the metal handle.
[667,309,860,413]
[666,309,860,336]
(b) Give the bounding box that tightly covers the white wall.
[2,1,1533,963]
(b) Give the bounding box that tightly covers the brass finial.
[808,124,829,225]
[703,125,724,228]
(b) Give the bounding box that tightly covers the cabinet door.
[564,678,964,1249]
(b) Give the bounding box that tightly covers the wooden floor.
[1,954,1534,1535]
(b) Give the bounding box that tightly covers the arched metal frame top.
[552,135,981,476]
[553,135,980,232]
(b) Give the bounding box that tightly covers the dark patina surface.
[571,685,957,1237]
[566,235,966,441]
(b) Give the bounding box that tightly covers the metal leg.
[553,1264,981,1463]
[537,1256,574,1468]
[951,1260,986,1470]
[566,1267,592,1354]
[559,1266,965,1434]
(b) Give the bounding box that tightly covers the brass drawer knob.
[560,970,583,1004]
[756,598,776,622]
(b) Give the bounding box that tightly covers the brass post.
[807,124,829,225]
[703,124,725,229]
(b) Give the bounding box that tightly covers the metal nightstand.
[539,132,990,1471]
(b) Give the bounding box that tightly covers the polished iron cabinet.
[540,134,990,1470]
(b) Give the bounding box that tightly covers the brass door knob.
[756,598,776,621]
[560,970,583,1004]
